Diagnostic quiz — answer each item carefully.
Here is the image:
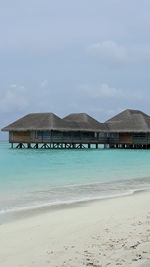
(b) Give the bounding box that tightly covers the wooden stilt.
[27,143,31,149]
[72,144,75,149]
[35,143,38,149]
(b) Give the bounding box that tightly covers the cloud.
[80,83,124,98]
[87,41,127,64]
[0,84,28,112]
[87,41,150,65]
[80,83,143,100]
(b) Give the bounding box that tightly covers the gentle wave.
[0,187,150,215]
[29,176,150,192]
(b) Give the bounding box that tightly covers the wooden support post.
[96,144,98,149]
[35,143,38,149]
[88,144,91,149]
[72,144,75,149]
[27,143,31,149]
[11,143,13,149]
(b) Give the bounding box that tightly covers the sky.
[1,0,150,139]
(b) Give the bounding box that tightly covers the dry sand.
[0,191,150,267]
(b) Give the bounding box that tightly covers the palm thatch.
[106,109,150,132]
[1,113,69,131]
[63,113,107,131]
[2,112,107,132]
[2,109,150,133]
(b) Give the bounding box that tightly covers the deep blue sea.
[0,142,150,221]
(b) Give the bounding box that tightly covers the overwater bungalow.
[1,112,107,149]
[1,109,150,149]
[106,109,150,149]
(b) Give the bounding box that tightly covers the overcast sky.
[1,0,150,139]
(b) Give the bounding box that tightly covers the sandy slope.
[0,191,150,267]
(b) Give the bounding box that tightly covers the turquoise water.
[0,142,150,219]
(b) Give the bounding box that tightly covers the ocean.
[0,142,150,222]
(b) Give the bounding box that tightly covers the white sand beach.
[0,191,150,267]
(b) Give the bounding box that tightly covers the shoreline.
[0,190,150,267]
[1,186,150,225]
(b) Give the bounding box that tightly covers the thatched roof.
[106,109,150,132]
[1,113,69,132]
[63,113,107,131]
[2,109,150,133]
[2,112,107,132]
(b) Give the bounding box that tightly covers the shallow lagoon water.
[0,142,150,219]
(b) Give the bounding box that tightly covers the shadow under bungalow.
[1,109,150,149]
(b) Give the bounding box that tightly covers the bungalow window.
[81,132,94,138]
[133,133,146,138]
[37,131,43,138]
[52,131,63,138]
[43,131,50,138]
[36,131,50,139]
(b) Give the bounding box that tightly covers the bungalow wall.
[116,132,150,145]
[9,131,150,145]
[119,133,132,144]
[9,130,101,144]
[9,131,31,143]
[132,133,150,144]
[101,132,150,145]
